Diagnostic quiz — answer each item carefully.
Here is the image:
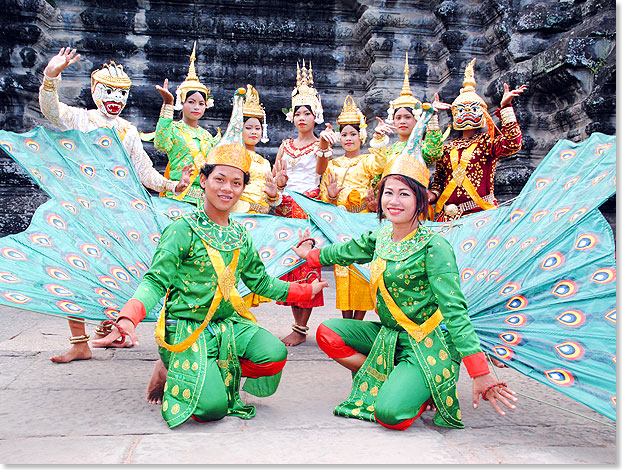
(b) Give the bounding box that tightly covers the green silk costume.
[315,224,485,428]
[154,118,221,205]
[131,209,294,428]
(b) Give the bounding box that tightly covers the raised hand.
[274,158,288,189]
[432,92,451,112]
[319,123,339,149]
[472,373,518,416]
[374,116,397,136]
[290,228,315,260]
[264,171,278,198]
[365,188,378,213]
[326,172,344,200]
[174,164,194,193]
[44,47,81,78]
[500,83,527,107]
[155,78,175,105]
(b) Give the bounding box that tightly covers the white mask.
[92,82,129,118]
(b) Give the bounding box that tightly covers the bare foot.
[425,401,437,412]
[50,343,92,363]
[281,331,307,346]
[146,359,168,405]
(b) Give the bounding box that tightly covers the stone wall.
[0,0,615,235]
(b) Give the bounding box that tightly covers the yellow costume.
[319,96,380,312]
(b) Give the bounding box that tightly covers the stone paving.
[0,270,616,464]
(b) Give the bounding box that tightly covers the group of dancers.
[33,42,528,429]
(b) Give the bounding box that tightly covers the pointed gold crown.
[451,58,486,108]
[389,53,422,114]
[290,59,323,122]
[90,61,132,92]
[242,84,265,119]
[176,41,211,105]
[206,88,251,174]
[337,95,367,143]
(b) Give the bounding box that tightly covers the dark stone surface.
[0,0,616,235]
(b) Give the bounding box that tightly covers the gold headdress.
[205,88,251,174]
[90,61,131,93]
[336,95,368,144]
[451,58,495,135]
[382,103,434,188]
[288,59,324,124]
[175,41,213,111]
[386,53,422,123]
[243,84,269,143]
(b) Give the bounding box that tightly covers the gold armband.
[160,104,175,119]
[500,106,517,124]
[42,74,60,92]
[426,114,440,131]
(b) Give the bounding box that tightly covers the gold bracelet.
[266,193,279,202]
[160,104,174,120]
[500,107,517,124]
[427,114,440,131]
[42,76,58,92]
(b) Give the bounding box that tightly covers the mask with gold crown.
[337,95,368,144]
[243,84,269,143]
[90,62,132,118]
[175,41,214,111]
[382,103,434,188]
[386,52,422,124]
[286,59,324,124]
[451,58,495,138]
[204,87,251,175]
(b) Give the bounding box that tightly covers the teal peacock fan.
[289,132,616,422]
[0,126,327,321]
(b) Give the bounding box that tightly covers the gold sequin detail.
[192,343,199,352]
[424,337,433,348]
[172,403,180,414]
[427,356,437,366]
[183,389,191,399]
[455,390,459,399]
[351,408,361,416]
[443,368,451,379]
[355,400,364,406]
[360,382,368,392]
[367,405,375,412]
[439,350,448,361]
[457,409,461,420]
[191,362,198,371]
[163,382,168,392]
[446,396,453,407]
[173,360,179,368]
[171,385,179,396]
[187,326,193,334]
[376,355,383,366]
[224,372,232,386]
[182,360,190,370]
[435,375,442,383]
[162,400,168,412]
[370,386,379,397]
[221,324,227,332]
[451,364,455,372]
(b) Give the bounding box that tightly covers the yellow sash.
[154,242,256,353]
[435,142,495,213]
[173,127,210,201]
[368,229,443,343]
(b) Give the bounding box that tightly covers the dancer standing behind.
[93,89,328,428]
[38,47,191,363]
[429,58,525,221]
[318,96,386,320]
[293,109,517,430]
[154,42,220,207]
[273,61,330,346]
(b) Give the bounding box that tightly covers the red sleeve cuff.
[306,249,322,268]
[118,299,147,327]
[463,351,490,378]
[286,283,313,303]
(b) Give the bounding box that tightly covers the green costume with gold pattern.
[313,224,486,429]
[131,209,297,428]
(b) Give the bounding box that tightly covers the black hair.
[393,106,416,117]
[294,105,314,116]
[184,90,207,102]
[376,174,428,223]
[199,163,250,186]
[338,123,360,133]
[244,115,264,125]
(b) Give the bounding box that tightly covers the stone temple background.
[0,0,616,236]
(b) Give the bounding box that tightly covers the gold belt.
[442,193,495,220]
[185,187,204,200]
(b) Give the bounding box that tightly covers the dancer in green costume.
[292,109,517,430]
[93,88,328,428]
[154,42,221,206]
